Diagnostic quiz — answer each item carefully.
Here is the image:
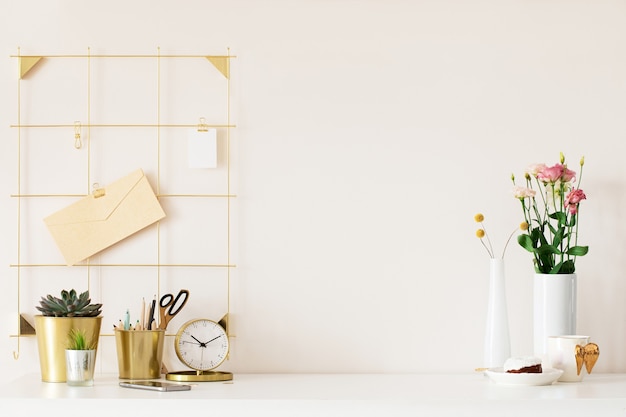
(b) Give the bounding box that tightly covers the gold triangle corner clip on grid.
[19,56,43,79]
[206,56,230,79]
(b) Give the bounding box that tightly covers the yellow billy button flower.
[474,213,494,257]
[580,156,585,167]
[475,213,526,259]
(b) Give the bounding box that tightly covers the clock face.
[174,319,229,371]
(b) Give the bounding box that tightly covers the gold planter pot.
[34,315,102,382]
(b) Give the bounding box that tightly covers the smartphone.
[119,380,191,392]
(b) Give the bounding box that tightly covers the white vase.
[533,273,577,360]
[484,258,511,368]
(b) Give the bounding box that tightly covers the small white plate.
[485,367,564,386]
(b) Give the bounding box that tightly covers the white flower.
[512,186,536,199]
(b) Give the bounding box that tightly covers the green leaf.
[553,227,565,248]
[546,222,558,237]
[532,228,549,246]
[536,262,552,274]
[549,263,563,274]
[568,215,577,227]
[536,244,561,256]
[518,234,536,252]
[549,211,567,226]
[567,246,589,256]
[560,260,576,274]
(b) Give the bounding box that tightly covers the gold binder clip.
[74,121,82,149]
[197,117,208,132]
[92,182,105,198]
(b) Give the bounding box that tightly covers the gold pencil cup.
[115,329,165,379]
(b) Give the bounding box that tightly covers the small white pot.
[65,349,96,387]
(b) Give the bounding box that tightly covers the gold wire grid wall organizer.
[9,47,237,360]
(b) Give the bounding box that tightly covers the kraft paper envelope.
[44,169,166,266]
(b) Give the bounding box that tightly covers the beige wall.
[1,0,625,377]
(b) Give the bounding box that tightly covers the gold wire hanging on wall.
[9,47,237,360]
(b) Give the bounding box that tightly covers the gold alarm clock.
[166,318,233,382]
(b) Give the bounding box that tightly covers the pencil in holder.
[114,329,165,379]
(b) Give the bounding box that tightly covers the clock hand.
[203,334,223,345]
[191,335,207,347]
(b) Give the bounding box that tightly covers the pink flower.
[537,164,564,183]
[561,167,576,182]
[536,163,577,184]
[565,189,586,206]
[565,189,586,214]
[526,163,547,177]
[512,186,536,199]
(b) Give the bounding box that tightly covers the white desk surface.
[2,373,626,416]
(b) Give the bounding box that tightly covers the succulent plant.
[36,289,102,317]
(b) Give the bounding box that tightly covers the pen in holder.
[114,329,165,379]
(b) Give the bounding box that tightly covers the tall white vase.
[533,273,577,360]
[484,258,510,368]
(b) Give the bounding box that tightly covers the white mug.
[547,335,590,382]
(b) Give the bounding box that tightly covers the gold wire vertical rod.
[157,46,161,197]
[156,47,162,301]
[226,47,232,336]
[86,47,92,294]
[13,46,21,360]
[87,46,91,193]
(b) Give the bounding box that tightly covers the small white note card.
[188,128,217,168]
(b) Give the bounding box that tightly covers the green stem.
[481,221,494,258]
[559,181,566,266]
[574,163,584,252]
[501,226,519,259]
[480,238,494,258]
[521,199,541,267]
